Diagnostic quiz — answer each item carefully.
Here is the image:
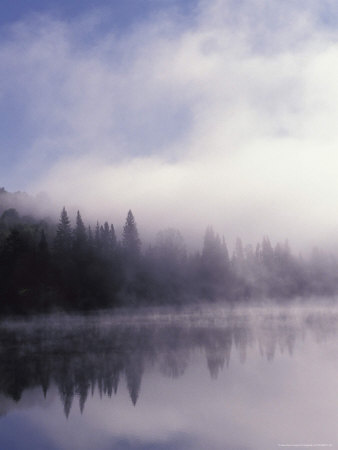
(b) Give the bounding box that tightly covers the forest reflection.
[0,307,337,418]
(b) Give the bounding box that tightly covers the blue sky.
[1,0,338,248]
[0,0,198,187]
[0,0,197,30]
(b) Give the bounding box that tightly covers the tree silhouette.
[2,186,338,311]
[73,211,87,251]
[125,356,143,406]
[122,210,141,259]
[54,207,72,255]
[200,227,231,299]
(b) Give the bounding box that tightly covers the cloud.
[2,0,338,250]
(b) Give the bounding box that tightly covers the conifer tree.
[200,227,230,299]
[101,222,110,248]
[73,211,87,250]
[87,226,93,246]
[94,222,100,248]
[54,207,72,255]
[122,210,141,259]
[110,224,117,249]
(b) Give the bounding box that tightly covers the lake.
[0,304,337,449]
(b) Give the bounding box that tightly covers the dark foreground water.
[0,304,337,450]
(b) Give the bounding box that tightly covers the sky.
[1,0,338,250]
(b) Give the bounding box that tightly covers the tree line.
[0,205,338,313]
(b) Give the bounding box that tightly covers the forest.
[0,187,338,314]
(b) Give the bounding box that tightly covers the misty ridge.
[1,186,338,314]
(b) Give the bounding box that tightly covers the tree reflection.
[0,309,336,416]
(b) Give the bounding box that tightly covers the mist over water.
[0,304,337,449]
[1,1,338,447]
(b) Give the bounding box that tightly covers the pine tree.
[122,210,141,259]
[110,224,117,249]
[87,226,93,247]
[94,222,100,248]
[99,222,117,255]
[101,222,110,248]
[261,236,274,267]
[202,227,228,269]
[200,227,230,299]
[73,211,87,251]
[54,207,72,255]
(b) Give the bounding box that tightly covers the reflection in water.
[0,306,337,419]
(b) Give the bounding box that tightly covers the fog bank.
[1,1,338,250]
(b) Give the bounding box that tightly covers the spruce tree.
[200,227,230,299]
[73,211,87,251]
[110,224,117,249]
[122,210,141,259]
[54,207,72,255]
[94,222,100,248]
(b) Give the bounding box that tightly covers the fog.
[1,305,338,449]
[2,0,338,250]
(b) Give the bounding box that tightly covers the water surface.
[0,305,337,449]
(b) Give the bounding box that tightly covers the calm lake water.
[0,304,338,450]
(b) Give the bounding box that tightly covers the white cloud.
[2,0,338,250]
